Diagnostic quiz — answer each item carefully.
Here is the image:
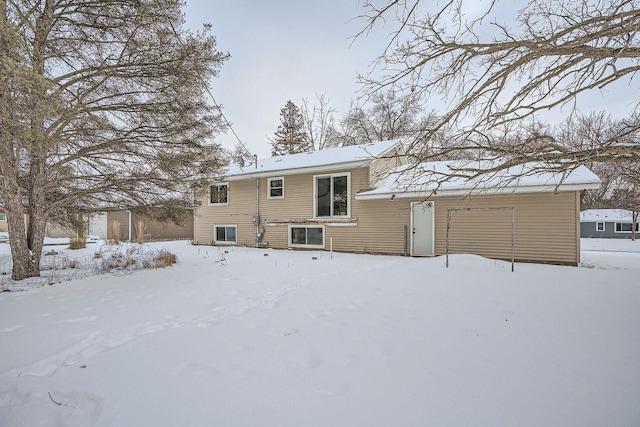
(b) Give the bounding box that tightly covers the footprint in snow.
[283,328,299,337]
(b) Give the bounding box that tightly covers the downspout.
[255,178,259,246]
[126,210,132,242]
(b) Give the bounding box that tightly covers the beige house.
[106,209,194,242]
[193,140,601,265]
[0,212,7,233]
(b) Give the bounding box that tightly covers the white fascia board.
[224,160,370,181]
[355,182,602,200]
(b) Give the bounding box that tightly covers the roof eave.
[222,160,372,181]
[355,182,602,200]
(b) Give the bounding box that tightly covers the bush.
[95,243,177,273]
[108,220,121,244]
[154,250,177,268]
[69,237,86,250]
[135,220,146,244]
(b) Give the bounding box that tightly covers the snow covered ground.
[0,239,638,426]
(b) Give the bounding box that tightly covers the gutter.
[224,160,371,181]
[355,182,602,200]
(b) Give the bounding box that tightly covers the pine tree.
[0,0,228,280]
[271,100,310,156]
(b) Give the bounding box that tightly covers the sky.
[183,0,388,158]
[182,1,638,160]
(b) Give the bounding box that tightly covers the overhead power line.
[156,0,253,157]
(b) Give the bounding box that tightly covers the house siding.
[106,210,193,242]
[194,166,372,247]
[580,221,638,239]
[195,179,256,245]
[430,192,580,265]
[194,167,582,265]
[346,191,579,265]
[369,148,404,184]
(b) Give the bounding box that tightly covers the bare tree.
[552,112,625,209]
[301,93,338,151]
[335,91,438,149]
[0,0,229,280]
[358,0,640,179]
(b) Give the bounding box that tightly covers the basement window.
[289,225,324,249]
[214,225,237,244]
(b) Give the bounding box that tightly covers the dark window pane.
[226,226,236,242]
[270,179,282,188]
[270,187,283,197]
[316,177,331,217]
[333,175,348,216]
[211,184,228,204]
[291,227,307,244]
[219,185,228,203]
[307,228,323,245]
[210,186,217,204]
[216,226,226,241]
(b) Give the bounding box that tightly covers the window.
[615,222,639,232]
[289,226,324,248]
[214,225,237,244]
[209,183,228,205]
[596,222,604,231]
[314,173,350,218]
[0,213,6,221]
[267,177,284,199]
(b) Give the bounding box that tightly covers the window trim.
[312,172,351,219]
[267,176,285,200]
[213,224,237,244]
[209,182,229,206]
[595,222,604,232]
[288,225,325,249]
[614,222,639,233]
[0,213,6,221]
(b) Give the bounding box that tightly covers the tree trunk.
[4,195,41,280]
[9,0,55,280]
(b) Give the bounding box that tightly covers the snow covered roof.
[356,161,601,200]
[221,139,402,179]
[580,209,635,222]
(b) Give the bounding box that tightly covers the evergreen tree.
[271,100,310,156]
[0,0,228,280]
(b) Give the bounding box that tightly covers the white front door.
[411,201,434,256]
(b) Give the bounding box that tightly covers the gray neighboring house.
[580,209,639,239]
